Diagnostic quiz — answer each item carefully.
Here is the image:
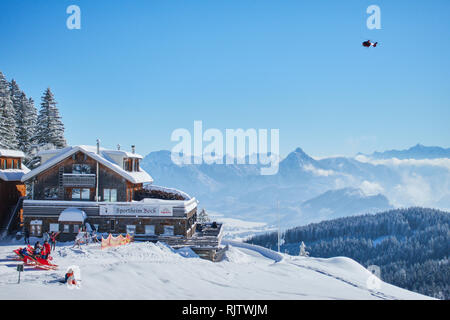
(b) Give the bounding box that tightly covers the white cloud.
[390,173,434,207]
[303,164,336,177]
[353,156,450,208]
[360,181,385,196]
[354,155,450,171]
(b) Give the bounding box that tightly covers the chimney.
[131,145,135,154]
[117,144,121,151]
[96,139,100,154]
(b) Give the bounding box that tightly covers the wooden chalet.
[20,143,224,260]
[0,149,29,235]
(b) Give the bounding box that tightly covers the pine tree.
[16,93,38,155]
[27,142,57,169]
[35,87,66,148]
[198,208,211,223]
[9,79,38,155]
[299,241,309,257]
[9,79,22,122]
[0,72,18,149]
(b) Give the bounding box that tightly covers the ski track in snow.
[224,240,398,300]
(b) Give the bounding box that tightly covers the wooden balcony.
[62,174,96,188]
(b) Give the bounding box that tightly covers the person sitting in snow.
[20,247,29,258]
[40,245,48,260]
[64,268,77,285]
[19,247,32,263]
[33,241,42,256]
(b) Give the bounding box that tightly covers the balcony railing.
[62,174,96,187]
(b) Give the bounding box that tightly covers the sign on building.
[99,204,173,217]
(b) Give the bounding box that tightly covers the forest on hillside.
[247,207,450,299]
[0,70,66,167]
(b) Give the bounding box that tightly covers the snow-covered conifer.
[198,208,211,223]
[0,72,18,149]
[16,93,38,155]
[35,87,66,149]
[299,241,309,257]
[9,79,22,121]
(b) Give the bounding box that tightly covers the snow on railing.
[222,239,283,263]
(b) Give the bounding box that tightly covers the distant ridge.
[362,144,450,160]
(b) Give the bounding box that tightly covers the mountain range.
[362,144,450,160]
[141,144,450,228]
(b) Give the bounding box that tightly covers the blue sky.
[1,0,449,158]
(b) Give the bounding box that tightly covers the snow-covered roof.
[143,184,192,200]
[37,146,143,159]
[58,208,87,222]
[22,145,153,184]
[0,149,25,158]
[103,150,143,159]
[0,164,30,182]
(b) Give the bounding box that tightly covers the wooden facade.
[0,181,26,227]
[30,151,142,202]
[0,154,27,229]
[22,147,198,241]
[20,145,224,260]
[23,201,197,242]
[0,156,22,170]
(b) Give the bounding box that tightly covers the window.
[44,187,59,199]
[103,189,117,202]
[72,188,80,200]
[110,220,115,232]
[126,225,136,234]
[63,225,70,233]
[73,225,80,233]
[162,225,174,236]
[145,225,155,235]
[31,225,42,236]
[72,164,91,174]
[134,159,140,171]
[123,158,132,171]
[30,220,42,236]
[49,223,59,232]
[72,188,90,200]
[81,189,90,200]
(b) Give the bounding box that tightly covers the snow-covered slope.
[0,240,431,300]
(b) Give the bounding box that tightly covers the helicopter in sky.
[362,40,378,47]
